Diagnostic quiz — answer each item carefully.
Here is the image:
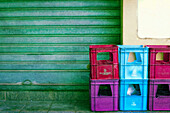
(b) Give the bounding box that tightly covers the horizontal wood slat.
[0,36,120,44]
[0,85,89,91]
[0,0,120,8]
[0,27,120,35]
[0,71,89,84]
[0,18,120,26]
[0,9,120,17]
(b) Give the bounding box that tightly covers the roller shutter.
[0,0,121,101]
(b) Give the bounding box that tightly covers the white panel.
[138,0,170,38]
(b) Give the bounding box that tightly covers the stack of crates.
[147,45,170,111]
[118,45,149,111]
[89,45,119,111]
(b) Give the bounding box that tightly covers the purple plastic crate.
[90,79,119,111]
[149,79,170,111]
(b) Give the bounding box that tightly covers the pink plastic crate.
[146,45,170,79]
[89,45,119,79]
[149,79,170,111]
[90,79,119,111]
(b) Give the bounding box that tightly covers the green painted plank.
[0,61,89,64]
[0,18,120,26]
[0,62,89,70]
[120,0,123,44]
[0,0,120,8]
[0,36,120,44]
[56,91,89,101]
[5,91,89,101]
[0,45,119,52]
[0,55,88,61]
[0,91,5,100]
[0,52,89,55]
[0,54,110,61]
[0,71,89,84]
[0,45,90,52]
[0,27,120,35]
[0,7,120,10]
[0,85,89,91]
[5,91,55,101]
[0,16,120,19]
[0,9,120,17]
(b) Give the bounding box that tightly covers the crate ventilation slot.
[127,84,141,96]
[98,85,112,96]
[128,52,141,63]
[97,52,111,61]
[156,84,170,97]
[156,52,169,63]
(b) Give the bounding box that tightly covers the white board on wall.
[138,0,170,38]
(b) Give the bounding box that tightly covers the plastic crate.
[118,45,149,79]
[90,79,119,111]
[119,79,148,111]
[149,79,170,111]
[89,45,119,79]
[146,45,170,79]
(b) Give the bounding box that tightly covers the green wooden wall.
[0,0,121,101]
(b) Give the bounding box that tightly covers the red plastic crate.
[146,45,170,79]
[89,45,119,79]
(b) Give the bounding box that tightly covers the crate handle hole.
[97,52,113,63]
[128,52,136,62]
[127,84,141,96]
[128,52,142,63]
[98,85,112,96]
[156,52,164,61]
[156,84,170,98]
[156,52,169,62]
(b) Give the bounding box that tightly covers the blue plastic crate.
[119,79,148,111]
[118,45,149,79]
